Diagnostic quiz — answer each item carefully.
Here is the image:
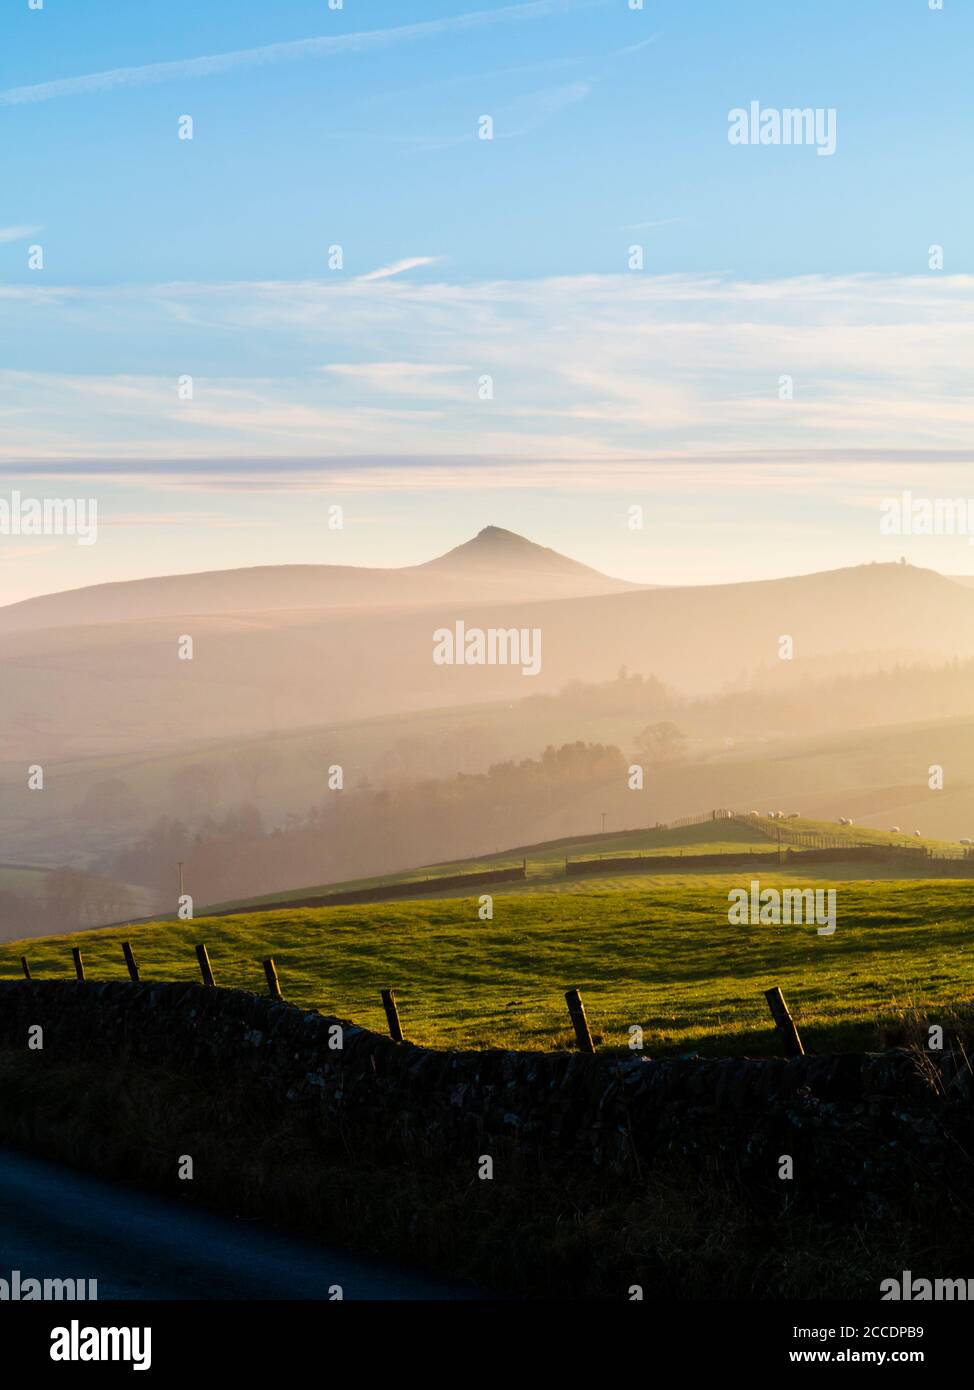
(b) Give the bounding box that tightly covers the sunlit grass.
[5,875,973,1056]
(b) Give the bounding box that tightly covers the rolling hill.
[0,541,968,761]
[0,525,638,635]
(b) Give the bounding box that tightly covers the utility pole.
[600,811,607,835]
[177,861,184,900]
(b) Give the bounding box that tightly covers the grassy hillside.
[204,812,965,913]
[5,872,972,1056]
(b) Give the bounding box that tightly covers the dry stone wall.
[2,980,969,1207]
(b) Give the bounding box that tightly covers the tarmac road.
[0,1145,481,1300]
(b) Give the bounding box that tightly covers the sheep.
[889,826,901,834]
[914,829,922,837]
[787,812,801,819]
[960,838,972,846]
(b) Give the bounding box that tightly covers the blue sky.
[2,0,973,599]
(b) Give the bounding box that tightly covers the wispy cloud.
[0,224,41,243]
[315,77,595,151]
[4,272,974,469]
[495,80,592,137]
[357,257,438,283]
[614,36,659,57]
[0,0,608,106]
[323,361,472,401]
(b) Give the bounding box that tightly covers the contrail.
[0,0,608,106]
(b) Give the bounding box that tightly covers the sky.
[2,0,973,601]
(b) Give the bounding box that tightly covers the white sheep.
[889,826,901,834]
[960,838,972,846]
[914,829,922,837]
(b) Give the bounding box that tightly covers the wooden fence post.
[263,957,283,1001]
[195,943,215,988]
[122,942,140,983]
[20,956,31,980]
[764,986,804,1057]
[71,947,85,981]
[565,987,595,1053]
[380,988,404,1042]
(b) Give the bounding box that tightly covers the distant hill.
[420,525,628,582]
[0,548,971,762]
[0,526,638,634]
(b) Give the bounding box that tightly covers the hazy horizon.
[6,507,974,608]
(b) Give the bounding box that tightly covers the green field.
[6,868,973,1056]
[204,813,967,913]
